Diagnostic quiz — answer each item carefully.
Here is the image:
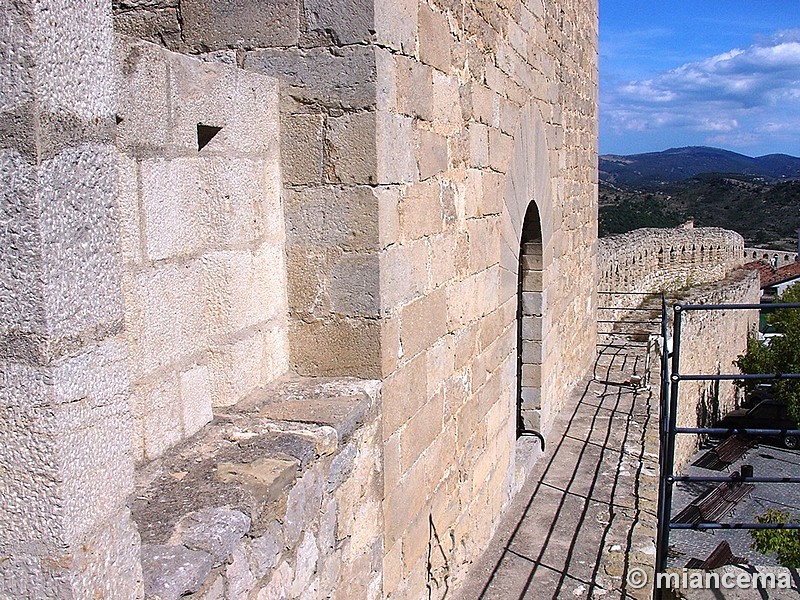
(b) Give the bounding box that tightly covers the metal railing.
[654,300,800,598]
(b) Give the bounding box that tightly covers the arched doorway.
[517,201,544,437]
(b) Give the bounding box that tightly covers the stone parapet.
[115,36,290,461]
[133,377,383,600]
[598,228,746,323]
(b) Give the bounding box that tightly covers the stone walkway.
[457,338,661,600]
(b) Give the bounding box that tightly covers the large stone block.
[374,0,417,54]
[415,127,448,181]
[330,252,380,317]
[0,386,134,551]
[290,318,381,378]
[181,0,300,50]
[123,263,206,378]
[137,372,183,459]
[141,156,279,260]
[285,186,379,252]
[400,287,448,358]
[418,4,452,73]
[244,45,376,110]
[304,0,374,44]
[395,55,434,121]
[281,113,324,185]
[0,150,44,339]
[179,364,214,438]
[376,110,417,184]
[38,145,124,341]
[167,50,280,155]
[115,37,170,152]
[209,332,267,407]
[398,180,443,241]
[113,8,182,49]
[200,246,287,336]
[325,111,378,184]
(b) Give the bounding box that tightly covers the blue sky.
[600,1,800,157]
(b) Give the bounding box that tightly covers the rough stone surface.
[142,544,215,600]
[170,508,252,565]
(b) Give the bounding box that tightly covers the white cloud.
[602,28,800,153]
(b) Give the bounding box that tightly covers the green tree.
[736,283,800,422]
[750,509,800,567]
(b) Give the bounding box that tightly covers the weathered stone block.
[170,508,251,565]
[325,111,378,184]
[209,332,267,407]
[282,113,324,185]
[376,110,417,184]
[113,8,182,49]
[398,180,443,241]
[374,0,417,54]
[415,127,448,180]
[139,373,184,458]
[290,318,381,378]
[330,252,380,317]
[521,291,543,315]
[285,186,379,252]
[179,364,213,438]
[181,0,300,50]
[400,287,448,358]
[244,45,376,110]
[167,51,280,155]
[468,123,489,168]
[304,0,374,44]
[200,247,286,336]
[123,263,206,378]
[418,4,452,73]
[395,55,434,121]
[115,37,170,152]
[142,543,214,600]
[521,363,541,386]
[521,315,542,340]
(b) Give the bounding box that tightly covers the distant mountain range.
[600,146,800,188]
[598,147,800,248]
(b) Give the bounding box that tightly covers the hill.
[599,174,800,248]
[600,146,800,188]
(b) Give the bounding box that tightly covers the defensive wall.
[1,1,599,599]
[599,228,760,469]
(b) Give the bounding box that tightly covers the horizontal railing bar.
[670,476,800,484]
[674,427,800,435]
[597,319,661,324]
[670,523,800,530]
[598,291,654,295]
[675,373,800,381]
[598,306,661,311]
[678,302,800,311]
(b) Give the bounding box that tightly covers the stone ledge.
[132,376,381,600]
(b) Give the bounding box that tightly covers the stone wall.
[597,227,759,470]
[110,2,600,598]
[744,247,798,265]
[2,1,600,598]
[598,227,745,321]
[0,1,143,596]
[115,37,289,462]
[671,271,760,469]
[133,378,383,600]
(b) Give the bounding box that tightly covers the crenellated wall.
[598,227,745,322]
[598,227,759,471]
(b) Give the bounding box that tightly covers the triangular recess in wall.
[197,123,223,151]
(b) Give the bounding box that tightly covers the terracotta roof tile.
[744,259,800,288]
